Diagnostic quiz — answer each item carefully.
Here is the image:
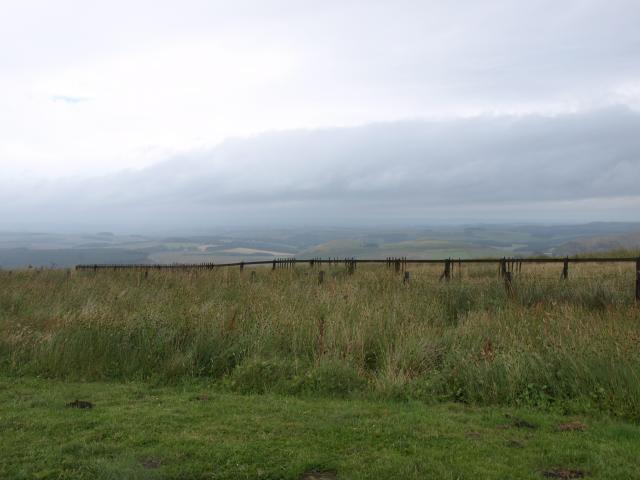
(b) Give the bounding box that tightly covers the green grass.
[2,376,640,480]
[2,262,639,478]
[1,263,639,419]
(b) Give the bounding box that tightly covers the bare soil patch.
[140,458,162,469]
[542,468,587,478]
[299,470,338,480]
[505,414,537,429]
[558,422,587,432]
[65,399,94,409]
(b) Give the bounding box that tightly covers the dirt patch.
[140,458,162,469]
[299,470,338,480]
[505,414,536,429]
[496,415,538,430]
[558,422,587,432]
[465,431,482,439]
[66,399,94,409]
[542,468,587,478]
[513,418,537,429]
[506,439,525,448]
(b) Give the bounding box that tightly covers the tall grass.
[1,262,638,418]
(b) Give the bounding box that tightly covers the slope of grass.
[1,262,639,419]
[2,376,640,480]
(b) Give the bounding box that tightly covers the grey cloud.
[2,107,639,231]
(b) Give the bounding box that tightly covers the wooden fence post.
[318,270,325,285]
[562,257,568,280]
[504,271,514,297]
[440,259,451,282]
[404,271,410,284]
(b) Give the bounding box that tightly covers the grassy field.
[2,376,640,479]
[1,261,639,478]
[298,238,507,260]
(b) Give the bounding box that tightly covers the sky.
[1,0,639,231]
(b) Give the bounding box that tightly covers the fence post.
[240,261,244,272]
[440,259,451,282]
[562,257,568,280]
[318,270,325,285]
[404,271,410,284]
[504,271,514,297]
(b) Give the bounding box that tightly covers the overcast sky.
[1,1,639,230]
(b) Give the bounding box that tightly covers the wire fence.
[76,256,640,300]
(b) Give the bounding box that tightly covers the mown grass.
[1,261,639,419]
[2,376,640,480]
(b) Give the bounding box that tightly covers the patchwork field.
[3,223,640,267]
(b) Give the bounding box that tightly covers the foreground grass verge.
[2,377,639,480]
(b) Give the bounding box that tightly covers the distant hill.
[553,231,640,256]
[2,223,640,267]
[0,248,150,268]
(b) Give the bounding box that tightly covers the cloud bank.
[3,107,639,231]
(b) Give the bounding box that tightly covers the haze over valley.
[2,222,640,268]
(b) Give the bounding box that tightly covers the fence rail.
[75,256,640,270]
[75,256,640,301]
[76,257,640,270]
